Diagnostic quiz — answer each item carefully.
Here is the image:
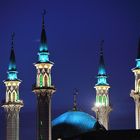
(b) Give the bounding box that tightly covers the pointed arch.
[96,95,99,103]
[99,95,102,105]
[103,95,106,106]
[106,95,109,106]
[40,74,43,87]
[12,90,17,102]
[44,74,48,87]
[48,74,51,87]
[12,91,15,102]
[138,79,140,93]
[6,91,10,102]
[7,91,11,102]
[16,91,19,101]
[37,74,40,87]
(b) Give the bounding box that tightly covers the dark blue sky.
[0,0,140,139]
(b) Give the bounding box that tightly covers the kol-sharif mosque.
[1,13,140,140]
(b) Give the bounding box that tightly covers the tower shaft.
[95,106,111,129]
[3,104,22,140]
[3,81,23,140]
[37,93,52,140]
[130,89,140,129]
[130,69,140,129]
[135,101,140,129]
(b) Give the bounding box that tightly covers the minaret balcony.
[32,83,56,95]
[2,100,23,105]
[130,90,140,102]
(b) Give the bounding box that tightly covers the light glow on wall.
[38,52,49,62]
[8,71,17,80]
[96,76,108,85]
[136,59,140,68]
[39,44,48,52]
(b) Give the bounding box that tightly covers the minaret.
[32,12,56,140]
[2,33,23,140]
[130,39,140,129]
[92,41,112,130]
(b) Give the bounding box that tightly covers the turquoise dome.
[52,111,105,139]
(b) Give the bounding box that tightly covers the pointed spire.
[98,40,106,76]
[38,10,50,63]
[8,32,16,71]
[135,38,140,68]
[40,10,47,49]
[7,32,18,80]
[96,40,108,86]
[137,38,140,59]
[73,89,78,111]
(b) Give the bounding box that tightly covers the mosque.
[1,13,140,140]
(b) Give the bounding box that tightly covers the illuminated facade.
[92,41,112,130]
[32,13,56,140]
[2,34,23,140]
[130,39,140,129]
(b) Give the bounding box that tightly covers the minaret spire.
[130,38,140,129]
[8,33,18,80]
[96,40,108,86]
[92,40,112,130]
[136,38,140,68]
[38,10,49,63]
[2,33,23,140]
[98,40,106,76]
[42,10,45,29]
[73,89,78,111]
[40,10,47,45]
[137,38,140,59]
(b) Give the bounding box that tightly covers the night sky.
[0,0,140,139]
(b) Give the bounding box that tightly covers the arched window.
[10,92,13,102]
[106,95,109,106]
[7,91,11,102]
[40,74,43,87]
[44,74,48,87]
[37,74,40,87]
[16,91,19,101]
[48,74,51,87]
[12,91,17,102]
[12,91,15,102]
[96,95,99,103]
[99,96,102,105]
[103,95,106,106]
[138,80,140,93]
